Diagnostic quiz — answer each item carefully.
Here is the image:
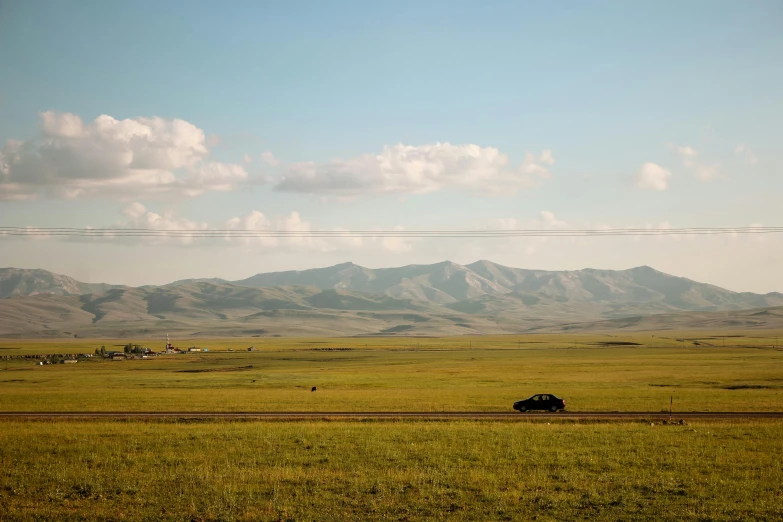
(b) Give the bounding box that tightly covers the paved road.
[0,411,781,420]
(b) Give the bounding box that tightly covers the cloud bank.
[61,203,407,253]
[275,143,554,197]
[670,143,719,181]
[634,162,671,190]
[0,112,250,200]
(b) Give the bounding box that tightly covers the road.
[0,411,781,420]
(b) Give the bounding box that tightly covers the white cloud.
[669,143,719,181]
[100,204,401,252]
[734,144,758,166]
[483,211,568,255]
[539,210,566,227]
[672,145,697,159]
[261,150,280,167]
[634,162,671,190]
[380,226,415,253]
[692,164,718,181]
[748,222,766,243]
[275,143,554,197]
[119,202,208,245]
[0,111,252,200]
[29,202,425,255]
[490,210,567,232]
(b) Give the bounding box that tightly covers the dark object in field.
[311,386,317,392]
[178,365,253,373]
[513,394,566,412]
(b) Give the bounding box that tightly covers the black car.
[513,394,566,412]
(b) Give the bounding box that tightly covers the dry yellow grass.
[0,419,780,521]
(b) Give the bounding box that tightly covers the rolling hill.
[233,261,783,312]
[1,262,782,337]
[0,268,118,298]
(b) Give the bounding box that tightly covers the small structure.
[188,347,201,352]
[164,333,178,354]
[62,359,78,364]
[248,346,256,352]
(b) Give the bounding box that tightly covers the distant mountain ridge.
[231,261,783,312]
[0,268,119,299]
[1,262,782,338]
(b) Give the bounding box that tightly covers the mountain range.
[1,262,782,338]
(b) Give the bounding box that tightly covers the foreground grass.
[0,420,780,521]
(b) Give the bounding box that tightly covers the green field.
[1,333,782,412]
[0,419,781,521]
[1,333,782,520]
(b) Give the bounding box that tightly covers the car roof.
[522,393,561,399]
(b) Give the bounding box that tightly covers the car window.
[542,395,548,401]
[532,395,539,401]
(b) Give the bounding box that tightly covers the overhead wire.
[0,226,781,239]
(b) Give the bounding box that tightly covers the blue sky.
[0,0,781,290]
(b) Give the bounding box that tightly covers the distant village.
[0,335,260,365]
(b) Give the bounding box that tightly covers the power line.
[0,226,781,239]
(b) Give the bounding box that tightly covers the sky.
[0,0,781,291]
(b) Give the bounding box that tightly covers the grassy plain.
[1,420,781,521]
[0,332,782,412]
[1,333,782,520]
[3,330,783,354]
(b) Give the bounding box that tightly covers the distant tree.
[100,346,106,357]
[94,348,101,356]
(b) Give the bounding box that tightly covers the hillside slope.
[2,263,783,337]
[234,261,783,311]
[0,268,118,298]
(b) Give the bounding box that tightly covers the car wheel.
[518,406,527,412]
[549,405,557,412]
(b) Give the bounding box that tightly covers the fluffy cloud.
[0,111,250,200]
[120,202,208,245]
[670,143,719,181]
[539,210,566,227]
[734,144,758,166]
[261,150,280,167]
[634,162,671,190]
[275,143,554,197]
[487,211,568,255]
[671,145,697,159]
[102,203,407,252]
[380,226,416,253]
